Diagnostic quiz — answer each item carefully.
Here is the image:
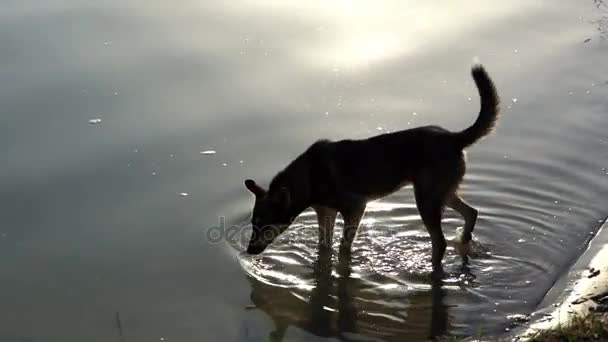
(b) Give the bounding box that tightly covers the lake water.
[1,1,607,341]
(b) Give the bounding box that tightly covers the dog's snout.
[246,244,264,255]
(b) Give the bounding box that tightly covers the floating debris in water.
[179,192,189,197]
[103,41,112,46]
[518,238,526,243]
[412,111,417,116]
[88,118,102,124]
[514,49,519,53]
[221,163,228,167]
[200,150,216,155]
[584,38,592,43]
[239,160,244,164]
[525,280,531,284]
[569,91,574,95]
[324,111,330,116]
[507,314,530,324]
[152,172,157,176]
[133,149,138,153]
[169,154,175,158]
[586,90,591,94]
[376,126,384,131]
[588,269,601,278]
[512,98,518,103]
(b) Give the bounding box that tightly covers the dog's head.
[244,179,293,255]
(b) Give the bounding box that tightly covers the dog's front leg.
[339,204,366,251]
[313,206,337,248]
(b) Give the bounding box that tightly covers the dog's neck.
[268,153,315,221]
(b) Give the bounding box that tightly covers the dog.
[244,64,499,274]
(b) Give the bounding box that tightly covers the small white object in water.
[200,150,216,155]
[179,192,189,197]
[586,90,591,94]
[512,98,518,103]
[376,126,383,131]
[239,160,244,164]
[514,49,519,53]
[221,163,228,167]
[568,91,574,96]
[88,118,102,124]
[152,172,157,176]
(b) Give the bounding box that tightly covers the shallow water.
[1,1,608,341]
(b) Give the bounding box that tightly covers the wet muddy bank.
[514,218,608,340]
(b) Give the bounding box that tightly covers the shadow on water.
[245,242,452,341]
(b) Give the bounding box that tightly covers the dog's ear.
[271,187,290,211]
[244,179,266,197]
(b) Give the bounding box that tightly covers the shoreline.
[515,218,608,340]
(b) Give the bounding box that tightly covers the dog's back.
[316,65,499,201]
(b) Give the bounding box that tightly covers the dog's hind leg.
[414,175,450,274]
[339,204,366,252]
[313,206,337,248]
[446,194,478,244]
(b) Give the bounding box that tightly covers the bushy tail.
[456,65,500,148]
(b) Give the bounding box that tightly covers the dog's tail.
[455,64,500,149]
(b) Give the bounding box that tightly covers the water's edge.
[513,217,608,339]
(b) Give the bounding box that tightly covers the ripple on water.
[230,203,503,340]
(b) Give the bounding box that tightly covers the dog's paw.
[451,237,491,259]
[453,239,475,257]
[429,267,447,281]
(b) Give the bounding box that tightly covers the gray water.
[1,1,607,341]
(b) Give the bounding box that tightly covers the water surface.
[1,1,607,341]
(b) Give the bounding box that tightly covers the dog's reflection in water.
[247,243,452,341]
